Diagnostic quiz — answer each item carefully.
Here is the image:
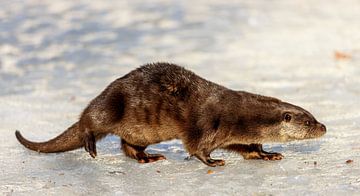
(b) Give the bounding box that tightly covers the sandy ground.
[1,0,360,195]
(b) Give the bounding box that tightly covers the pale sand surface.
[1,0,360,195]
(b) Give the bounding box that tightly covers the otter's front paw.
[206,158,225,167]
[261,153,283,161]
[194,153,226,167]
[137,153,166,163]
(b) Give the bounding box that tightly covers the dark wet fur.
[15,63,326,167]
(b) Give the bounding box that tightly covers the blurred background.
[1,0,360,195]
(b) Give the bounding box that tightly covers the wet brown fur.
[15,63,326,167]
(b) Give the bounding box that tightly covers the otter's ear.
[283,113,292,122]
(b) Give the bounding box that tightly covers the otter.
[15,63,326,167]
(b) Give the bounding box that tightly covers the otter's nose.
[319,123,326,133]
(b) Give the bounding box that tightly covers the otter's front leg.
[224,144,283,161]
[183,140,226,167]
[182,126,226,167]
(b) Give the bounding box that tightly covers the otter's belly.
[114,117,183,146]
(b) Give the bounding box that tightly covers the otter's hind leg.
[121,139,166,163]
[84,130,108,158]
[84,130,96,158]
[225,144,283,161]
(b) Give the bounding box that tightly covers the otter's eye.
[284,113,292,122]
[305,121,311,126]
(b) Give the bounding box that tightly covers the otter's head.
[233,92,326,143]
[271,102,326,142]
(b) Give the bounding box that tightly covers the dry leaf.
[346,160,354,164]
[207,170,214,174]
[334,51,352,60]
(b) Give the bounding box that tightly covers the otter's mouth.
[306,123,327,139]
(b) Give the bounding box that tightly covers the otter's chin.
[306,131,326,139]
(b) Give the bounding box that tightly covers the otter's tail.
[15,122,84,153]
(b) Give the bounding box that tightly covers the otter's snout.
[319,123,326,133]
[316,123,327,137]
[304,122,326,139]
